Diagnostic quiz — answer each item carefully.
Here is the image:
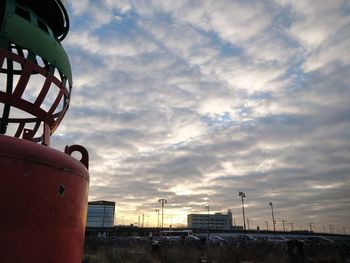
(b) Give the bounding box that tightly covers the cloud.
[45,0,350,229]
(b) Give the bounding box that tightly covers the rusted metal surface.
[0,135,89,262]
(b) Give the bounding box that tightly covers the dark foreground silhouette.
[83,235,350,263]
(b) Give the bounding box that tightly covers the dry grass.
[83,240,348,263]
[83,242,289,263]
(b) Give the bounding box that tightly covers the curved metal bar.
[55,0,69,41]
[0,47,71,144]
[64,145,89,169]
[0,52,13,134]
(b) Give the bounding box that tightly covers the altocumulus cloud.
[51,0,350,230]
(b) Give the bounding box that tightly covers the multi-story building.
[86,200,115,228]
[188,209,233,230]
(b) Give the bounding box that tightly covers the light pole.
[239,192,246,231]
[282,220,287,232]
[289,222,294,231]
[155,209,160,227]
[269,202,276,234]
[205,205,210,240]
[265,221,269,230]
[247,217,250,230]
[309,222,314,232]
[159,198,167,230]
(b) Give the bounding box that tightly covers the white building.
[86,200,115,228]
[188,210,233,230]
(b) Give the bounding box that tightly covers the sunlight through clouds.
[50,0,350,229]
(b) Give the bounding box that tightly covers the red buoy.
[0,1,90,261]
[0,135,89,263]
[0,135,89,262]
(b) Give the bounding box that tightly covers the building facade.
[86,200,115,228]
[188,210,233,230]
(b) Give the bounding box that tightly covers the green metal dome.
[16,0,69,40]
[0,0,72,83]
[0,0,72,144]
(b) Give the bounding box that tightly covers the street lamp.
[269,202,276,234]
[239,192,246,231]
[309,222,314,232]
[155,209,160,227]
[282,220,287,232]
[205,205,210,240]
[329,224,333,234]
[289,222,294,231]
[265,221,269,230]
[159,198,167,230]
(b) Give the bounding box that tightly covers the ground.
[82,236,350,263]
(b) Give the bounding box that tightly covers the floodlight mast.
[282,220,287,232]
[239,192,246,231]
[155,209,160,227]
[269,202,276,234]
[0,1,89,262]
[159,198,167,229]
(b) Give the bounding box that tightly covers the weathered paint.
[0,135,89,262]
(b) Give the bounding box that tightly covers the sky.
[51,0,350,232]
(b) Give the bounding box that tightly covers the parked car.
[233,234,257,242]
[304,236,335,246]
[267,235,289,243]
[184,235,201,242]
[209,236,226,245]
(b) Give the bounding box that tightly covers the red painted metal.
[0,135,89,262]
[1,2,90,262]
[0,47,71,145]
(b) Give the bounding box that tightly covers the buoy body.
[0,135,89,262]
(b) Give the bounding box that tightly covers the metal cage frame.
[0,46,71,145]
[0,0,72,145]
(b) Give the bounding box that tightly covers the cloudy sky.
[52,0,350,232]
